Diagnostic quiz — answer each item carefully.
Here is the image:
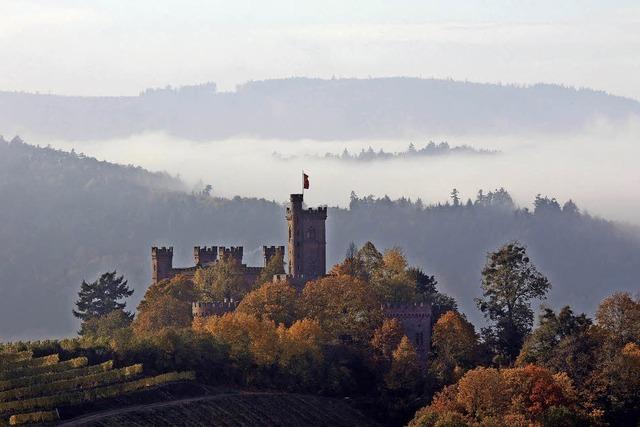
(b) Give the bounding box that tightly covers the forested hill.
[2,78,639,141]
[1,137,639,340]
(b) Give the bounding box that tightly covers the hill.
[0,137,639,339]
[59,393,376,427]
[1,78,639,141]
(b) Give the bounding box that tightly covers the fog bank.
[42,123,640,225]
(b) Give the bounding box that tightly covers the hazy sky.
[1,0,639,99]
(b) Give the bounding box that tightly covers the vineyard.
[0,350,194,425]
[62,393,378,427]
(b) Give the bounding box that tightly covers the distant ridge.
[1,78,638,141]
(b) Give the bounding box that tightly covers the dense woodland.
[1,78,639,140]
[0,136,638,340]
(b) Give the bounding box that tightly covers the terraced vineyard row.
[0,351,195,425]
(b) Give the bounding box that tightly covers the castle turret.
[286,193,327,280]
[218,246,244,264]
[194,246,217,266]
[263,245,285,269]
[151,246,173,285]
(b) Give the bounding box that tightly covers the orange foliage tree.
[237,280,298,326]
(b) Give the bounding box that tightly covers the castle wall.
[383,302,432,368]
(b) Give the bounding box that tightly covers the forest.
[0,136,638,339]
[1,78,639,141]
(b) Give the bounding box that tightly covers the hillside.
[1,78,639,141]
[0,137,639,339]
[60,393,376,427]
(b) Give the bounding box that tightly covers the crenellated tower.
[286,193,327,280]
[151,246,174,284]
[194,246,217,266]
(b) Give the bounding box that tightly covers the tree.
[237,280,298,326]
[255,251,285,287]
[450,188,460,207]
[596,292,640,347]
[193,255,248,302]
[79,309,132,340]
[133,275,198,335]
[410,267,458,322]
[194,311,279,367]
[301,275,383,343]
[371,318,405,361]
[385,336,422,391]
[475,242,550,365]
[73,271,133,324]
[431,311,480,383]
[516,306,597,388]
[370,248,416,304]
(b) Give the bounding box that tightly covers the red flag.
[303,173,310,189]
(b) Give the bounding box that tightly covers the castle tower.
[194,246,217,266]
[151,247,173,285]
[218,246,244,264]
[263,245,285,269]
[286,193,327,280]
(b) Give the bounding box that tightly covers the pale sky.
[1,0,639,99]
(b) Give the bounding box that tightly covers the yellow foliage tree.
[194,311,279,366]
[237,280,298,326]
[384,336,422,391]
[371,318,405,361]
[431,311,480,382]
[300,275,383,343]
[133,275,198,335]
[193,255,248,302]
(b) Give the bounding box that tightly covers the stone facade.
[151,245,284,287]
[383,302,432,367]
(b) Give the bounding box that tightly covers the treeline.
[0,137,639,338]
[274,141,496,162]
[1,77,639,140]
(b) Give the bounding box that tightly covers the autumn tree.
[370,248,416,303]
[193,255,248,302]
[278,319,326,388]
[194,311,279,366]
[301,275,383,343]
[237,280,298,326]
[371,318,405,361]
[596,292,640,348]
[385,336,422,391]
[431,311,480,383]
[476,242,550,364]
[133,274,198,335]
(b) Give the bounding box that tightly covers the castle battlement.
[192,300,239,317]
[152,246,174,255]
[218,246,243,263]
[194,246,217,266]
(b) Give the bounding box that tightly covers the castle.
[152,193,432,363]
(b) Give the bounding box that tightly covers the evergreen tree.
[73,271,133,322]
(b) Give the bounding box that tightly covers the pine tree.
[73,271,134,322]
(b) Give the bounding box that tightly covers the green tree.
[410,267,457,322]
[73,271,133,324]
[193,255,248,301]
[255,251,285,287]
[475,242,550,365]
